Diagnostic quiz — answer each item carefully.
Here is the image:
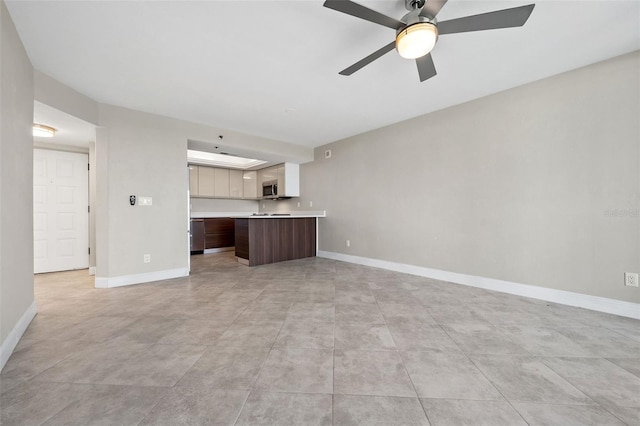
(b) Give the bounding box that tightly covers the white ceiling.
[33,101,96,148]
[7,1,640,148]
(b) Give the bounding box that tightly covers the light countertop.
[191,211,326,219]
[190,211,257,219]
[233,213,326,219]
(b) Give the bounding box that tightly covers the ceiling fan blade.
[323,0,404,30]
[420,0,448,20]
[339,41,396,76]
[438,4,535,35]
[416,53,437,82]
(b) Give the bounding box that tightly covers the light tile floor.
[1,252,639,425]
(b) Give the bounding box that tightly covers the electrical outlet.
[624,272,638,287]
[309,201,313,207]
[346,240,350,247]
[144,254,151,263]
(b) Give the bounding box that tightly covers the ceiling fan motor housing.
[399,6,438,29]
[396,9,439,59]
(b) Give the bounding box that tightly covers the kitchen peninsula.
[234,213,326,266]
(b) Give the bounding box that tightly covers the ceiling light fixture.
[33,123,57,138]
[396,22,438,59]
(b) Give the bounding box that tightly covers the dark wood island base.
[234,217,316,266]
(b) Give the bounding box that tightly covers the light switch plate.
[139,196,152,206]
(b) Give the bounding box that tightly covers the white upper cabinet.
[197,166,215,197]
[229,169,244,198]
[214,168,230,197]
[189,163,299,199]
[243,171,257,199]
[257,163,300,198]
[278,163,300,197]
[260,167,278,185]
[189,165,198,196]
[190,165,260,199]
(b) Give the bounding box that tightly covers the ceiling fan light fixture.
[33,123,57,138]
[396,22,438,59]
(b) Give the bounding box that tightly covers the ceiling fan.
[324,0,535,82]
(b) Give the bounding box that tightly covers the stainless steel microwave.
[262,180,278,198]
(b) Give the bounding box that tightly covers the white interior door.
[34,149,89,273]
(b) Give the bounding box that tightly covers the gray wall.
[0,0,35,342]
[96,105,191,278]
[96,104,313,279]
[272,51,640,304]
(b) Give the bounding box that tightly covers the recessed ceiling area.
[187,139,285,170]
[8,1,640,148]
[186,150,268,170]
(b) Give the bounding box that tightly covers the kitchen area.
[188,145,325,267]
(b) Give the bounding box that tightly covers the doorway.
[33,148,89,273]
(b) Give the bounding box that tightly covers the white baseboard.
[1,301,37,371]
[88,266,96,276]
[318,251,640,320]
[95,267,189,289]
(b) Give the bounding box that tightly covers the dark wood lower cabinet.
[234,218,316,266]
[204,218,235,250]
[205,233,234,249]
[191,218,235,253]
[234,219,250,260]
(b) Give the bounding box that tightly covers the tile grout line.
[534,355,632,424]
[431,306,531,425]
[372,280,432,425]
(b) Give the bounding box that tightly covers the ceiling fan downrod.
[405,0,426,12]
